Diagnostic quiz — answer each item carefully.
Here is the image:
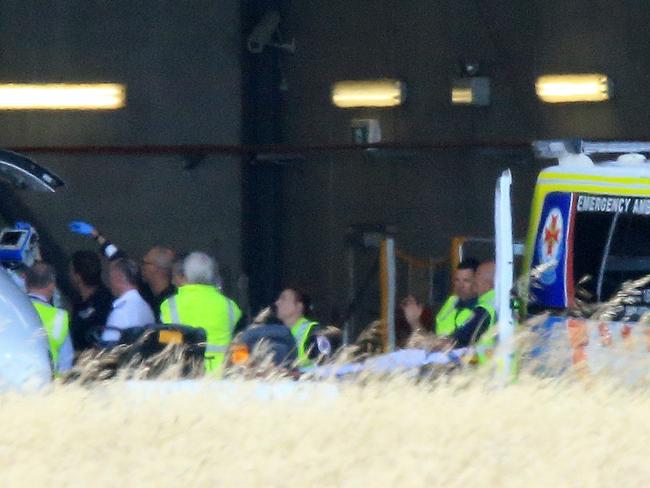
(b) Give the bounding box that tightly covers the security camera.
[459,59,480,77]
[247,10,295,54]
[247,11,281,53]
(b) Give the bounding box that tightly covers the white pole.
[494,170,515,383]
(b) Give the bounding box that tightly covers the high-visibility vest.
[160,284,241,374]
[290,317,318,368]
[435,295,475,336]
[31,300,69,370]
[475,289,497,364]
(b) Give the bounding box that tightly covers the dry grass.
[0,374,649,487]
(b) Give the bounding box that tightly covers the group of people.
[20,221,332,376]
[18,218,497,377]
[401,258,496,362]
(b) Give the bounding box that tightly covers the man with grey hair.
[183,251,219,286]
[160,252,241,374]
[26,262,74,373]
[101,258,155,343]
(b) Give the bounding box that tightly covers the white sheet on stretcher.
[310,348,469,378]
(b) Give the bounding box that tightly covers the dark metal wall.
[281,0,650,144]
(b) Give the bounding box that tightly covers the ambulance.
[521,141,650,375]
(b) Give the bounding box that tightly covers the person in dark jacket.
[68,250,113,355]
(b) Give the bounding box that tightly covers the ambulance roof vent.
[615,153,647,165]
[533,139,593,166]
[557,152,594,167]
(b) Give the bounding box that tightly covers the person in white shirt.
[101,258,155,343]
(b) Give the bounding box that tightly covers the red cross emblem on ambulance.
[541,208,563,262]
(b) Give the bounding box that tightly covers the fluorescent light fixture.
[535,74,610,103]
[331,79,405,108]
[0,83,126,110]
[451,77,490,106]
[451,87,473,104]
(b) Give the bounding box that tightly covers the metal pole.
[494,170,515,384]
[344,246,355,346]
[380,238,397,352]
[387,238,397,352]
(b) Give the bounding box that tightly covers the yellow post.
[449,236,467,283]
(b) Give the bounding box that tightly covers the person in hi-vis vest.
[274,288,320,368]
[434,258,480,336]
[160,252,241,374]
[402,259,495,352]
[25,262,74,374]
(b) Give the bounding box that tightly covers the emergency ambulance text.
[577,195,631,213]
[576,195,650,215]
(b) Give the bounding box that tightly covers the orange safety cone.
[229,343,250,365]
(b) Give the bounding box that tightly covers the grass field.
[1,373,649,487]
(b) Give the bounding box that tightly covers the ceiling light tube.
[535,74,610,103]
[0,83,126,110]
[331,79,405,108]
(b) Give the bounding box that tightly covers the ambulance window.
[573,209,650,302]
[572,212,611,299]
